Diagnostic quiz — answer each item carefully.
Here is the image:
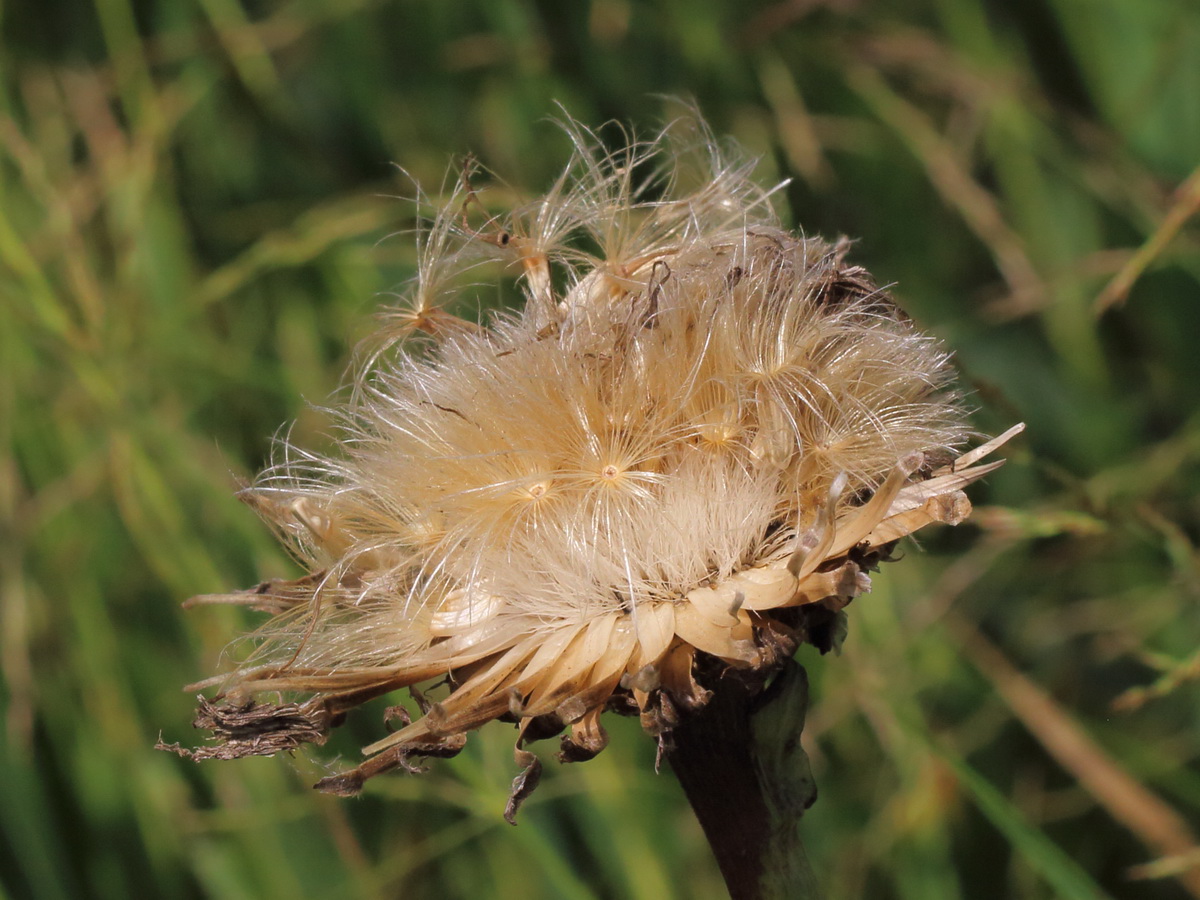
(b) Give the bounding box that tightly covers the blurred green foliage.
[3,1,1200,898]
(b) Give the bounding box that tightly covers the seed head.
[177,115,1021,815]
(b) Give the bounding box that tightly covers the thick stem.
[667,659,821,900]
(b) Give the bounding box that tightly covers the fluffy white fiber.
[182,115,1019,797]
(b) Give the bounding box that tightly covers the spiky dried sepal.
[180,116,1021,806]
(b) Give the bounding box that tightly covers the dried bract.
[178,117,1021,810]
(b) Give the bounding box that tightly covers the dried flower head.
[175,116,1021,818]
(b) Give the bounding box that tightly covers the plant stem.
[668,659,822,900]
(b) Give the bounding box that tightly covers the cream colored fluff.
[183,116,1020,794]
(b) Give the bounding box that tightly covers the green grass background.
[3,1,1200,898]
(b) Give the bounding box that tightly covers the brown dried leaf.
[504,746,543,825]
[558,708,610,763]
[179,696,331,760]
